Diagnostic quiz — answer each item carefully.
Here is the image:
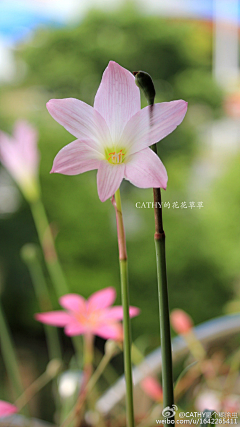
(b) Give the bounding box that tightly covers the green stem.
[149,101,174,414]
[62,334,94,427]
[30,198,68,297]
[134,70,174,415]
[21,244,62,361]
[30,197,82,361]
[152,143,174,414]
[154,235,174,411]
[15,360,62,410]
[0,301,26,406]
[87,349,114,393]
[114,189,135,427]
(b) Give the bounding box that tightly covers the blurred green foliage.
[0,4,236,355]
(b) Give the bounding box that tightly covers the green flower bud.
[133,71,156,106]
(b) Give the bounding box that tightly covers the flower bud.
[170,309,193,334]
[133,71,156,106]
[46,359,62,378]
[104,339,120,357]
[20,244,39,263]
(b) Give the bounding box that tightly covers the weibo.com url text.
[156,420,237,425]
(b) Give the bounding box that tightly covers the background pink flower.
[0,400,18,418]
[35,287,139,341]
[170,309,193,334]
[0,121,39,201]
[47,61,187,202]
[141,376,163,402]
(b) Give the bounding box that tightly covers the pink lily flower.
[0,400,18,418]
[35,287,139,341]
[47,61,188,202]
[0,121,39,201]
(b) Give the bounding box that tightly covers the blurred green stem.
[61,334,94,427]
[30,197,82,360]
[113,189,135,427]
[30,197,68,297]
[0,300,26,407]
[15,359,62,410]
[21,244,62,361]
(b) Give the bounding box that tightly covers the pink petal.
[97,161,125,202]
[0,128,38,185]
[125,148,168,189]
[105,306,140,320]
[0,401,18,418]
[88,287,116,311]
[47,98,111,148]
[13,121,39,175]
[35,311,72,326]
[0,131,21,178]
[141,377,163,402]
[51,140,100,175]
[122,100,188,154]
[64,322,86,336]
[94,61,140,142]
[60,294,86,313]
[93,323,123,341]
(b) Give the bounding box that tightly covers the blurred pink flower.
[195,390,221,412]
[0,400,18,418]
[0,121,39,201]
[141,376,163,402]
[35,287,139,341]
[170,309,193,334]
[47,61,187,202]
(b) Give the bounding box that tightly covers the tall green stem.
[154,233,174,409]
[113,189,135,427]
[30,197,68,297]
[21,244,62,361]
[133,69,174,415]
[0,301,25,405]
[152,144,174,414]
[30,197,82,360]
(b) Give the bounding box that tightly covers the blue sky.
[0,0,239,45]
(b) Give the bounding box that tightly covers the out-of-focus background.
[0,0,240,420]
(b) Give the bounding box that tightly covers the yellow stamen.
[108,150,125,164]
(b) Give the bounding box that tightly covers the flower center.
[75,309,102,328]
[107,149,125,165]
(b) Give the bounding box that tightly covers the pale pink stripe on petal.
[93,323,123,341]
[51,140,100,175]
[94,61,140,142]
[35,311,72,326]
[97,162,125,202]
[60,294,86,313]
[105,306,140,320]
[125,148,168,189]
[47,98,111,149]
[123,100,188,155]
[0,401,18,418]
[88,287,116,311]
